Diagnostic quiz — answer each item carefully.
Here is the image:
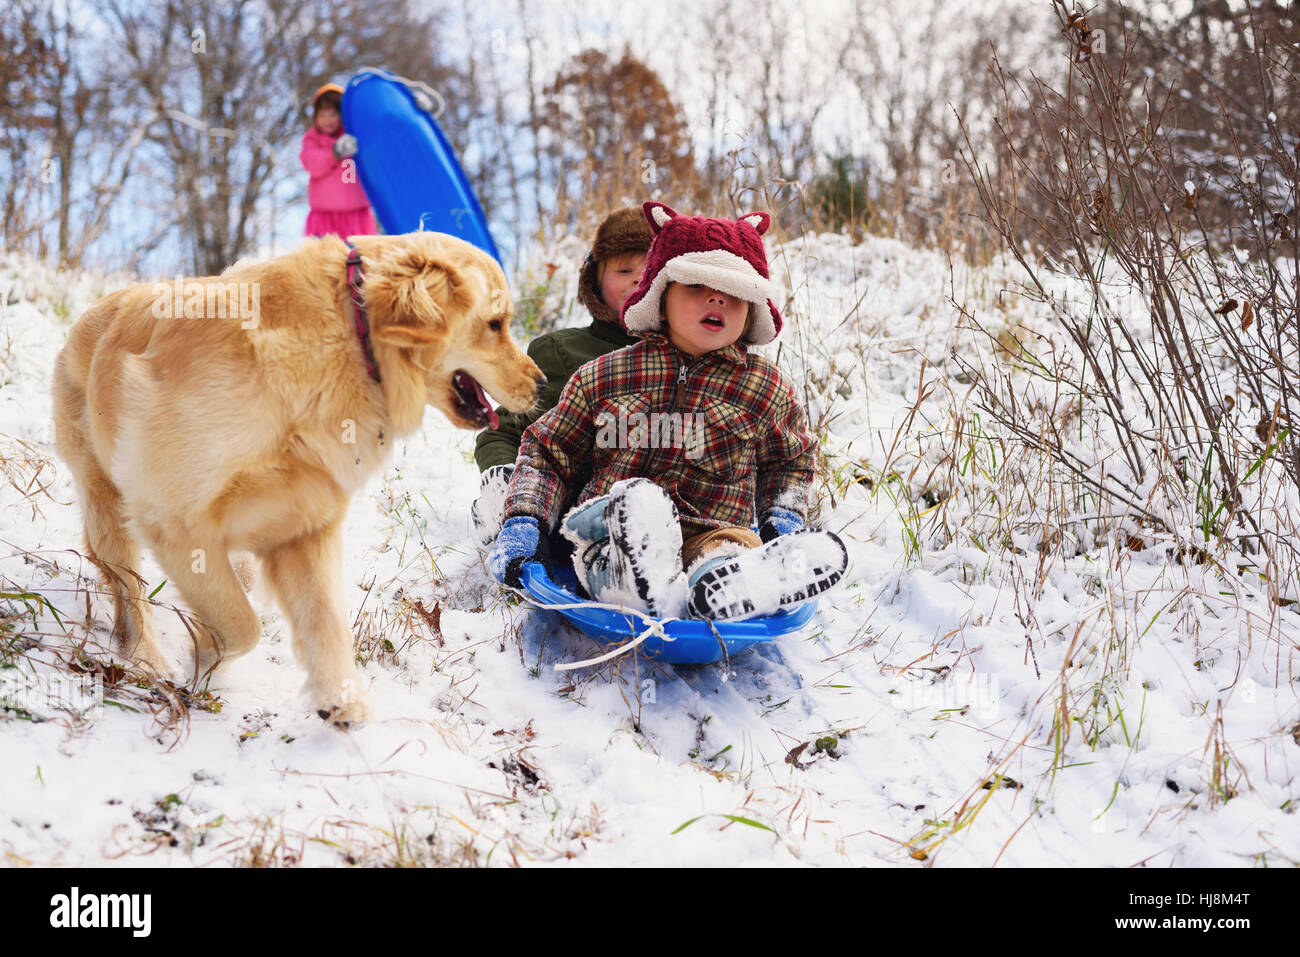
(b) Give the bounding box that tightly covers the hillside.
[1,236,1296,867]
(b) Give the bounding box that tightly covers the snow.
[1,237,1297,868]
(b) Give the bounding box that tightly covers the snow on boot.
[687,529,848,621]
[601,478,689,618]
[471,464,514,546]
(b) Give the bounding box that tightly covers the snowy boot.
[567,479,689,617]
[687,529,848,621]
[471,464,514,546]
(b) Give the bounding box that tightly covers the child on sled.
[489,202,847,621]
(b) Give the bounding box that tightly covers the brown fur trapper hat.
[577,205,655,325]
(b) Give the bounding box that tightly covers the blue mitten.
[490,515,548,588]
[758,506,803,543]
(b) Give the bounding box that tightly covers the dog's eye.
[488,319,503,332]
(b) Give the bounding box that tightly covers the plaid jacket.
[506,332,815,532]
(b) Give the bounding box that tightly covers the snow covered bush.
[955,1,1300,602]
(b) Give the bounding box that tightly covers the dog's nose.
[533,375,548,398]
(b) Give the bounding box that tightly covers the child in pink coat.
[299,83,377,238]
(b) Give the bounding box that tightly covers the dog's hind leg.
[261,517,371,729]
[53,376,170,676]
[80,470,173,676]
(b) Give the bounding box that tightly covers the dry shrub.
[954,0,1300,598]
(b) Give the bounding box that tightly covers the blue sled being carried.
[519,561,818,666]
[342,69,501,263]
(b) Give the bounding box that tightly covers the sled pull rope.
[508,589,678,671]
[705,617,730,674]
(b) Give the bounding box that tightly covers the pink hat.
[619,201,783,345]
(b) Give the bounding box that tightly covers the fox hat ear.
[739,211,770,235]
[642,201,678,234]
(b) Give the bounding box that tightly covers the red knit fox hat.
[620,201,782,345]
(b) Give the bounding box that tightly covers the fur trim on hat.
[619,202,784,345]
[577,206,655,326]
[593,205,655,261]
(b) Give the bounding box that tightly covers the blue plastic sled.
[342,69,501,263]
[519,561,818,665]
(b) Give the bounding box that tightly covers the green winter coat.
[473,319,640,470]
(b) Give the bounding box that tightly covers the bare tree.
[0,0,148,267]
[0,1,57,255]
[833,0,1052,244]
[534,48,697,232]
[99,0,463,274]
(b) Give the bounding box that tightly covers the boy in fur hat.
[471,206,652,543]
[490,202,847,621]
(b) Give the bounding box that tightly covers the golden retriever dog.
[53,232,544,727]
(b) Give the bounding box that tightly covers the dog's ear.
[365,245,475,347]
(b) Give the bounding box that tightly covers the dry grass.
[1,545,231,750]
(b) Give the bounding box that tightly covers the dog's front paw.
[313,679,372,730]
[128,640,176,682]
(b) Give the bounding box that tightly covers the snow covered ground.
[1,236,1296,867]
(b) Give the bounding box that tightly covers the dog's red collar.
[345,242,381,384]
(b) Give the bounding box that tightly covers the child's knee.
[682,526,762,569]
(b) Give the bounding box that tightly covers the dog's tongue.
[458,372,498,430]
[480,385,500,430]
